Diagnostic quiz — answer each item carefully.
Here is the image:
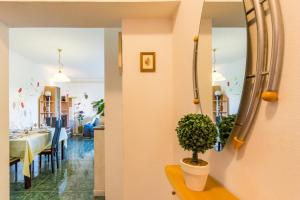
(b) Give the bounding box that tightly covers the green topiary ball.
[218,114,236,146]
[176,114,217,154]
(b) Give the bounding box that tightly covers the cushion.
[92,117,100,127]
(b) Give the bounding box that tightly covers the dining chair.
[10,157,20,182]
[39,119,62,173]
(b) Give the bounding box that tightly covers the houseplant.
[92,99,105,125]
[77,110,85,134]
[218,114,236,147]
[176,113,217,191]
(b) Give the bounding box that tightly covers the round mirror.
[198,1,248,150]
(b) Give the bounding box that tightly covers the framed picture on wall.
[118,32,123,75]
[140,52,156,72]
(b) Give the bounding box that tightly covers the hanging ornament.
[84,93,89,100]
[212,49,226,84]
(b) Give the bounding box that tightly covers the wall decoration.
[16,88,25,109]
[26,77,42,96]
[11,87,27,129]
[118,32,123,75]
[10,76,43,130]
[140,52,156,72]
[226,76,243,96]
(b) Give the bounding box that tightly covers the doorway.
[9,27,105,199]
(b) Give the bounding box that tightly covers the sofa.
[83,115,100,138]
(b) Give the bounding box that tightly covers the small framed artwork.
[118,32,123,75]
[140,52,156,72]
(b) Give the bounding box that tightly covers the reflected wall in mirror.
[199,0,247,150]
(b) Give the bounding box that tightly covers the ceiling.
[201,1,247,65]
[202,1,246,27]
[0,1,179,27]
[212,27,247,65]
[5,1,179,81]
[10,28,104,80]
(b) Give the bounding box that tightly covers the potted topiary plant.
[176,113,217,191]
[218,114,236,148]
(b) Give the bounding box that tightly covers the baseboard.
[94,189,105,197]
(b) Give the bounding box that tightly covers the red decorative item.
[18,88,22,93]
[37,82,40,87]
[21,102,25,108]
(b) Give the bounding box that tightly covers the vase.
[180,158,209,191]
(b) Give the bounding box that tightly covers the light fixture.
[52,49,70,82]
[212,48,226,83]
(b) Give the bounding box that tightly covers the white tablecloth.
[10,128,68,177]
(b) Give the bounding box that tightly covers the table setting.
[9,126,68,189]
[9,128,52,139]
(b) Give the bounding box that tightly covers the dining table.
[9,127,68,189]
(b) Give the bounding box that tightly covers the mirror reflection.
[200,1,247,150]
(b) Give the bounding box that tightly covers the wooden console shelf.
[165,165,238,200]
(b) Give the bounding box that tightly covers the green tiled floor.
[10,137,104,200]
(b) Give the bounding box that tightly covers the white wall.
[104,28,123,200]
[0,22,9,200]
[216,58,246,114]
[9,28,105,128]
[9,50,41,129]
[9,52,104,128]
[212,28,247,115]
[172,0,205,162]
[122,19,174,200]
[57,81,104,119]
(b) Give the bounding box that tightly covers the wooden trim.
[118,32,123,75]
[94,126,105,130]
[94,190,105,197]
